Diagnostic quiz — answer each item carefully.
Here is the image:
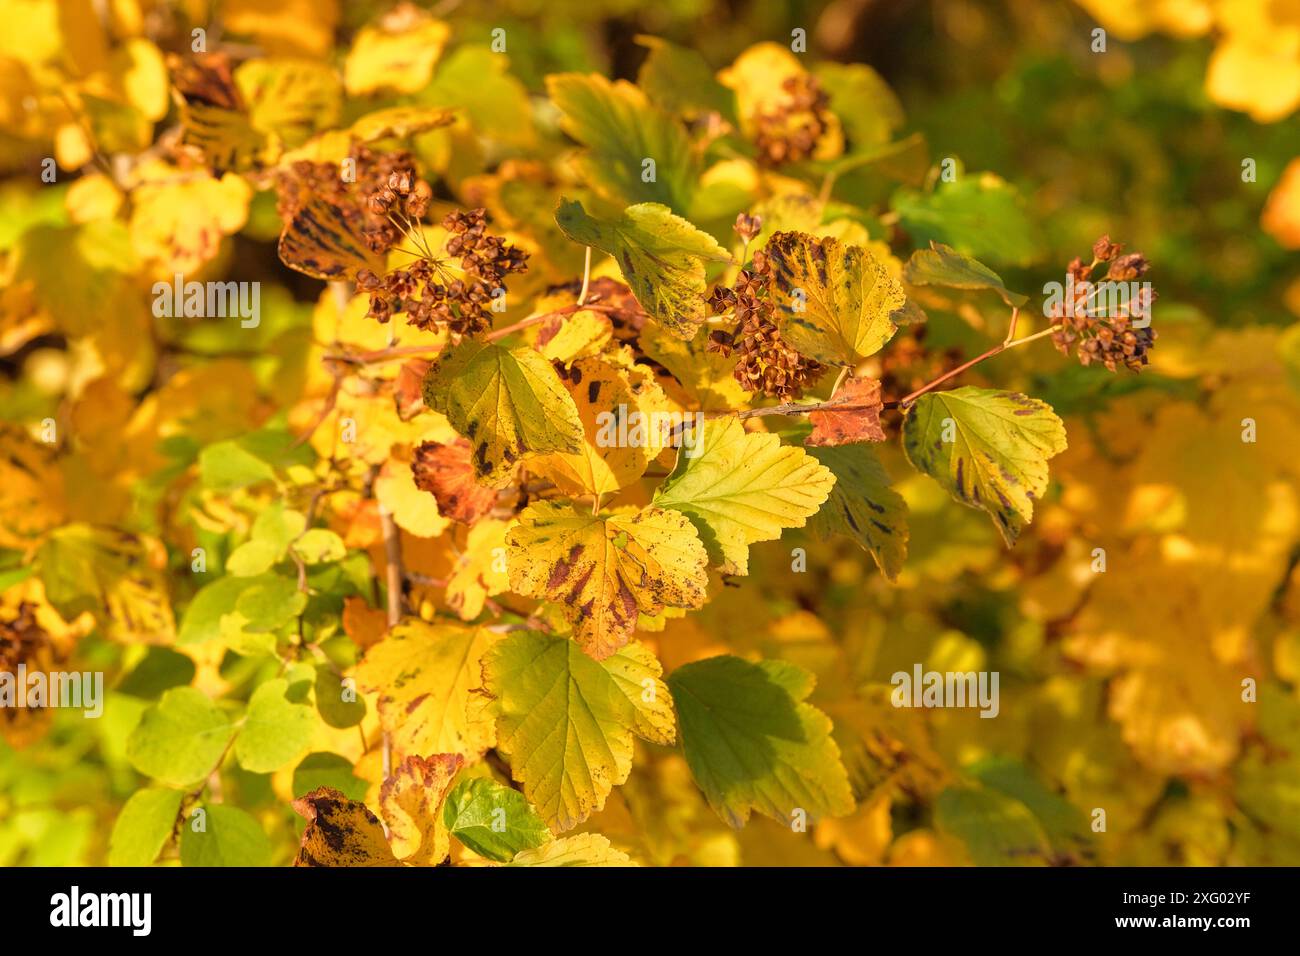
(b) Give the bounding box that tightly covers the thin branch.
[577,246,592,306]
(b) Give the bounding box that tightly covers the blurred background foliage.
[2,0,1300,867]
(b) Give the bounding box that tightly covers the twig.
[577,246,592,306]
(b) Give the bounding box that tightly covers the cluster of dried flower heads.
[357,207,529,342]
[1050,235,1157,373]
[752,74,833,168]
[706,214,825,400]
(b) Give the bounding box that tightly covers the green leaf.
[764,231,906,366]
[225,538,281,576]
[251,503,307,555]
[903,241,1028,307]
[180,805,272,867]
[969,757,1095,864]
[806,444,909,580]
[546,73,697,213]
[814,62,903,150]
[483,631,672,831]
[934,784,1051,866]
[555,199,729,339]
[667,655,855,828]
[892,172,1043,268]
[198,441,275,490]
[635,35,737,123]
[233,573,306,632]
[126,687,236,787]
[234,677,316,773]
[290,528,347,564]
[901,386,1067,544]
[117,647,197,699]
[177,575,259,645]
[314,665,367,729]
[653,416,835,574]
[422,339,583,488]
[292,752,369,802]
[443,777,551,862]
[108,787,183,866]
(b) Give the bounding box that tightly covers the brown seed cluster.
[752,74,833,168]
[1050,235,1157,373]
[707,234,824,400]
[357,208,529,342]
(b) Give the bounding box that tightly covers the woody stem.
[888,324,1061,410]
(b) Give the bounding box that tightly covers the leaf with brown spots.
[505,501,708,660]
[411,439,498,526]
[292,787,399,867]
[277,188,383,280]
[806,376,886,446]
[901,386,1066,545]
[807,444,909,580]
[531,356,674,497]
[421,339,584,488]
[765,230,906,366]
[483,630,673,830]
[354,619,500,761]
[380,753,463,865]
[555,198,730,339]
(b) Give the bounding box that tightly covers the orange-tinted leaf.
[411,439,498,526]
[806,376,886,446]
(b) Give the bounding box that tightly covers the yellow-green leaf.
[483,630,671,830]
[901,386,1067,545]
[764,230,906,366]
[422,339,584,488]
[807,444,909,580]
[667,655,855,828]
[555,199,729,339]
[506,832,634,866]
[653,417,835,575]
[546,74,697,213]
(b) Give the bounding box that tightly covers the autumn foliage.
[2,0,1300,868]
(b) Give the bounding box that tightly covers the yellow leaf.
[223,0,339,59]
[445,519,511,620]
[532,357,672,497]
[375,459,450,539]
[380,753,463,865]
[344,6,450,96]
[506,501,709,660]
[128,164,251,278]
[355,618,500,761]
